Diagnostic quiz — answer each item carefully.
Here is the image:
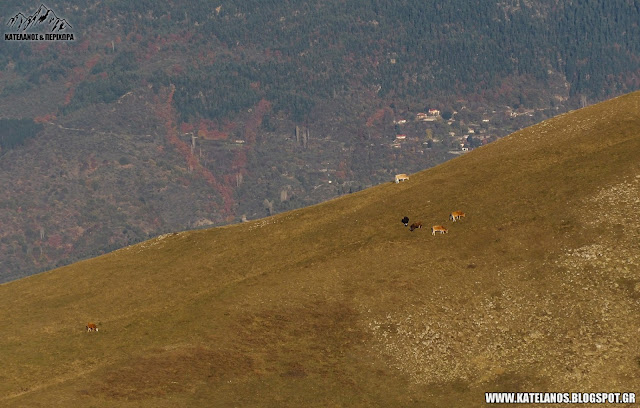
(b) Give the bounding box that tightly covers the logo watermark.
[5,3,74,41]
[485,392,636,404]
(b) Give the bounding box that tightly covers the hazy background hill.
[1,0,639,281]
[1,90,639,407]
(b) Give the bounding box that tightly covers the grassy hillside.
[1,91,639,407]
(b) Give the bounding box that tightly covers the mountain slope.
[1,91,639,406]
[2,0,640,281]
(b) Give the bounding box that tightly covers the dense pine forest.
[0,0,639,280]
[5,1,640,120]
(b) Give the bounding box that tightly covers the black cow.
[401,216,409,226]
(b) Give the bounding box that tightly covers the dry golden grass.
[1,91,640,407]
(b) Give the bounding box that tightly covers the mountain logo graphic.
[6,3,72,32]
[5,4,74,41]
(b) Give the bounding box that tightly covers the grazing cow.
[450,211,466,222]
[395,174,409,183]
[432,225,448,235]
[401,216,409,226]
[86,323,98,332]
[410,222,423,231]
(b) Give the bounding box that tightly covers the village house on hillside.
[415,108,441,122]
[507,107,536,117]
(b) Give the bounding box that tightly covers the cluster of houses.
[391,107,498,153]
[394,109,441,125]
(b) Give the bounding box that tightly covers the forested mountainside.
[1,0,639,281]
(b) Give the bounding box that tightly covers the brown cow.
[86,323,98,332]
[431,225,448,235]
[409,222,423,231]
[450,211,466,222]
